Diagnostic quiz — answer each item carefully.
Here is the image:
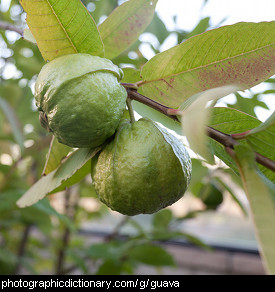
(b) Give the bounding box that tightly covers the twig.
[126,88,179,122]
[14,224,32,274]
[56,188,78,275]
[0,21,23,36]
[125,87,275,172]
[104,216,130,242]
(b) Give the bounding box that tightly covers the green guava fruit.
[91,118,192,216]
[198,183,223,209]
[34,53,127,148]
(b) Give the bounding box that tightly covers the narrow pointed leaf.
[99,0,158,60]
[234,144,275,275]
[20,0,104,61]
[245,112,275,180]
[0,97,24,153]
[42,136,72,175]
[17,147,100,208]
[246,111,275,136]
[139,21,275,108]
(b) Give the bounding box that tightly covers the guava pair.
[35,54,192,215]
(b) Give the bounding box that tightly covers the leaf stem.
[0,21,23,36]
[126,98,136,124]
[124,87,275,172]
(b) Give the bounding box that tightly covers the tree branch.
[0,21,23,36]
[125,86,275,172]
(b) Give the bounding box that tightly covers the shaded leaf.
[43,136,72,175]
[214,177,248,216]
[17,147,100,207]
[145,12,170,44]
[0,97,24,153]
[129,243,175,266]
[96,259,124,275]
[49,159,90,194]
[185,17,211,39]
[152,209,173,230]
[99,0,158,59]
[20,0,104,61]
[234,144,275,274]
[180,85,240,162]
[230,92,269,117]
[139,21,275,108]
[244,112,275,181]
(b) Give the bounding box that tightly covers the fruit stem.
[126,98,136,124]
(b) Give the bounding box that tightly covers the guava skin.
[198,183,223,209]
[91,118,192,216]
[34,54,127,148]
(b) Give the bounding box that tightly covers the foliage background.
[0,0,274,274]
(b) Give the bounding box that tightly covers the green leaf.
[139,21,275,108]
[230,92,269,117]
[209,107,275,183]
[208,107,260,173]
[213,177,248,216]
[185,17,211,39]
[246,111,275,136]
[0,97,24,153]
[96,259,124,275]
[49,159,91,194]
[99,0,158,60]
[209,107,261,134]
[129,243,175,267]
[34,198,74,230]
[244,112,275,181]
[152,209,173,230]
[121,67,142,84]
[20,0,104,61]
[145,12,170,44]
[234,144,275,274]
[16,147,100,208]
[43,136,72,175]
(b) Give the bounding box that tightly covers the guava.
[91,118,192,216]
[198,182,223,209]
[34,53,127,148]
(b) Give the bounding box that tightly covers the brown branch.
[0,21,23,36]
[126,88,179,122]
[125,86,275,172]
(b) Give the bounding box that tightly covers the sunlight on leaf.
[99,0,158,60]
[180,85,240,163]
[20,0,104,61]
[23,28,36,44]
[139,21,275,108]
